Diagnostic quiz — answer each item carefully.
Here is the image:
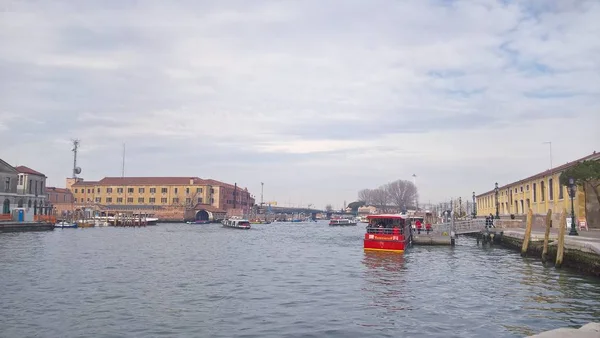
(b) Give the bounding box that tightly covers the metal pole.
[568,178,578,236]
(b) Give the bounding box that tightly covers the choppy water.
[1,221,599,338]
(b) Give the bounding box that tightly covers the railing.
[34,215,56,223]
[366,227,407,235]
[0,214,11,221]
[429,219,487,235]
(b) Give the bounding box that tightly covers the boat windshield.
[366,217,406,234]
[238,221,250,226]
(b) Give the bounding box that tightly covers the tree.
[358,189,374,205]
[347,201,366,213]
[560,160,600,213]
[385,179,418,211]
[325,204,333,212]
[371,187,390,211]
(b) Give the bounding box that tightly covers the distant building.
[476,151,600,229]
[358,206,378,215]
[46,187,74,216]
[68,177,255,221]
[0,159,19,215]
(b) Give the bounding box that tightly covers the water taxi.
[329,218,357,226]
[222,218,251,229]
[54,221,78,229]
[363,214,411,253]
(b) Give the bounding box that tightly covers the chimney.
[190,178,194,185]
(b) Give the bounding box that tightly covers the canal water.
[1,222,599,338]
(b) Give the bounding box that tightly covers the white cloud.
[0,0,599,208]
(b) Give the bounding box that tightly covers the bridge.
[427,218,488,236]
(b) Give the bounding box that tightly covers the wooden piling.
[541,209,553,263]
[556,210,567,268]
[521,208,534,257]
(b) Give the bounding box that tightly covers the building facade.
[476,151,600,229]
[46,187,75,216]
[15,166,49,215]
[69,176,255,221]
[0,159,19,215]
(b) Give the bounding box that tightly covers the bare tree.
[325,204,333,212]
[385,179,418,211]
[370,187,390,211]
[358,189,374,205]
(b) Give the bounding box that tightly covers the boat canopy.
[367,214,406,220]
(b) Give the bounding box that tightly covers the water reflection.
[361,252,413,313]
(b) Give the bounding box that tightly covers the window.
[533,183,537,202]
[28,179,32,194]
[186,188,190,194]
[514,188,517,193]
[186,198,191,205]
[117,197,123,203]
[128,188,134,194]
[63,195,66,202]
[211,198,214,204]
[18,175,23,185]
[139,188,145,193]
[107,188,113,193]
[540,181,545,202]
[4,177,9,192]
[548,178,554,200]
[196,188,202,193]
[106,197,113,203]
[520,200,524,213]
[526,184,529,191]
[210,188,214,194]
[161,198,167,204]
[138,197,144,203]
[161,187,168,194]
[174,188,178,194]
[117,188,123,194]
[127,197,133,203]
[520,186,523,192]
[75,188,78,193]
[150,188,156,194]
[149,198,155,203]
[97,188,100,193]
[197,197,203,204]
[95,197,101,203]
[35,181,38,195]
[559,183,564,199]
[173,198,179,204]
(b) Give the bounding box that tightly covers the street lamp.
[494,182,500,219]
[472,191,476,217]
[568,178,579,236]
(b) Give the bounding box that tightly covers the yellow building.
[476,151,599,228]
[67,176,254,216]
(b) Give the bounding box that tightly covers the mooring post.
[541,209,553,263]
[556,209,567,268]
[521,208,533,257]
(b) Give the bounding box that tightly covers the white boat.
[55,221,77,228]
[329,218,357,226]
[222,218,251,230]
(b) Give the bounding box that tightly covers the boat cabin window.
[238,221,250,226]
[367,218,406,234]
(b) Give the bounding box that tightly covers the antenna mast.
[122,143,126,178]
[71,139,81,178]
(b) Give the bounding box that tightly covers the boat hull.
[363,234,407,253]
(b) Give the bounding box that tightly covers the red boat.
[363,214,411,253]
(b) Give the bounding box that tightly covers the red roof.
[476,151,600,197]
[71,177,247,190]
[15,165,46,177]
[46,187,72,194]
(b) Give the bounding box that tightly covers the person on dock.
[415,219,422,234]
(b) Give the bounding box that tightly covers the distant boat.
[55,221,77,229]
[186,220,210,224]
[329,218,357,226]
[222,218,251,230]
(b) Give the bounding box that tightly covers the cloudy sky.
[1,0,599,209]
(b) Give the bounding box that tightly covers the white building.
[15,166,48,215]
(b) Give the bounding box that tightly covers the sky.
[1,0,599,210]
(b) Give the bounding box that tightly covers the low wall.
[499,233,600,277]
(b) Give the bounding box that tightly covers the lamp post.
[494,182,499,219]
[568,178,578,236]
[472,191,476,217]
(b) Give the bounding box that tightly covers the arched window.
[18,199,23,207]
[27,199,32,208]
[34,200,38,215]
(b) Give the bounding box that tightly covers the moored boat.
[329,218,357,226]
[222,218,251,229]
[364,214,411,253]
[54,221,78,228]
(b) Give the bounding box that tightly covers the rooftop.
[477,151,599,197]
[15,165,46,177]
[46,187,72,194]
[70,176,248,190]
